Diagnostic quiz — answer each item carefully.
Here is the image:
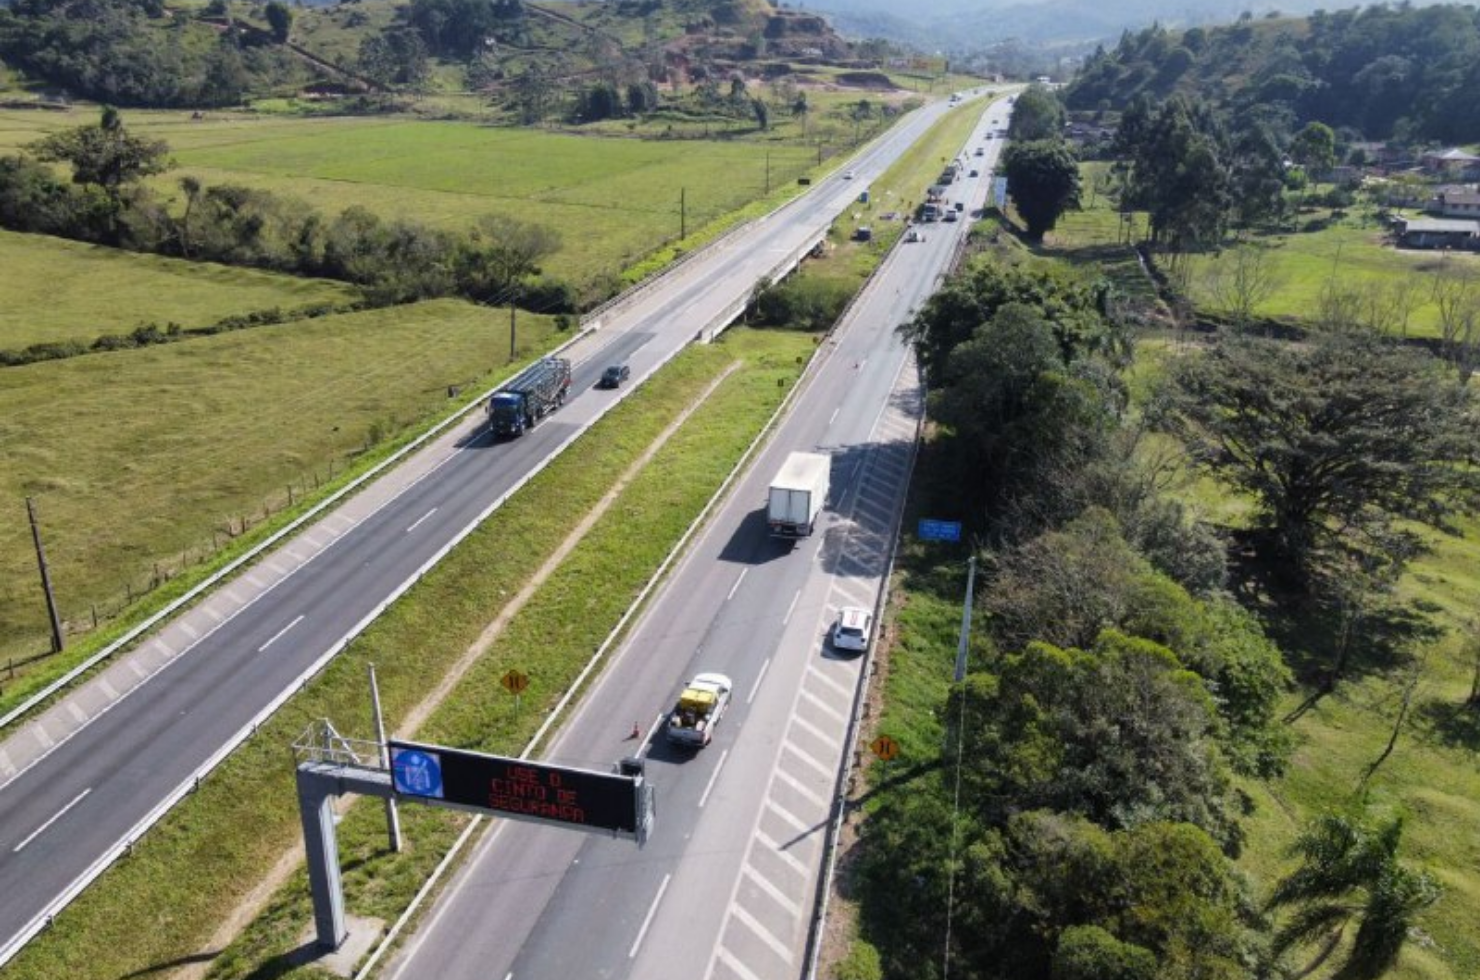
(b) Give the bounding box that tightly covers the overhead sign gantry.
[293,721,655,952]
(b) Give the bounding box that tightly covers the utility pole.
[27,497,64,654]
[368,663,402,853]
[953,555,976,683]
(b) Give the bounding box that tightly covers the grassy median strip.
[3,326,815,980]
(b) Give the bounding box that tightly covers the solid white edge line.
[367,816,491,980]
[726,569,748,602]
[405,508,438,534]
[352,104,954,980]
[629,873,672,959]
[746,658,771,706]
[360,225,844,978]
[0,98,960,968]
[698,749,729,809]
[0,320,600,739]
[256,615,305,654]
[13,788,90,854]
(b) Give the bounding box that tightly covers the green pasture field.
[0,299,561,672]
[2,327,815,980]
[0,108,818,286]
[1040,163,1480,337]
[1184,222,1480,339]
[0,229,358,350]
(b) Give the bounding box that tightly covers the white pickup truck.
[665,673,733,748]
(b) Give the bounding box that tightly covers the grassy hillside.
[0,229,358,351]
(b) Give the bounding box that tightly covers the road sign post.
[868,735,900,761]
[501,668,529,719]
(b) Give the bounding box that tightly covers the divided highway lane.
[384,95,1012,980]
[0,92,996,961]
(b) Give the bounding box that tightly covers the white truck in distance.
[767,451,830,537]
[666,673,733,748]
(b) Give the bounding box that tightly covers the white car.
[832,606,875,653]
[843,169,856,180]
[905,228,925,243]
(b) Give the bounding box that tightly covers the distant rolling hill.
[806,0,1452,46]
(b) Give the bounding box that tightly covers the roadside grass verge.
[0,229,359,351]
[0,299,563,690]
[1035,163,1163,312]
[1,326,816,980]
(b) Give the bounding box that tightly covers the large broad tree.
[1158,331,1480,587]
[455,214,561,304]
[264,1,292,44]
[1000,138,1081,241]
[29,106,170,198]
[1288,120,1337,181]
[1007,82,1065,141]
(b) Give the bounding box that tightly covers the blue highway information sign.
[918,519,962,542]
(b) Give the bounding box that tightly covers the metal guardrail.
[0,105,935,973]
[0,322,602,741]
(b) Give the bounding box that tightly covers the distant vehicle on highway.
[832,607,874,653]
[666,673,732,747]
[905,228,925,243]
[969,169,980,177]
[943,211,959,223]
[598,364,630,389]
[974,147,985,156]
[843,169,856,180]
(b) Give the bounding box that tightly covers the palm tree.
[1268,813,1439,979]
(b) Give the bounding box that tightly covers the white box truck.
[767,451,830,537]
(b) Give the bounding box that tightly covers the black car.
[598,364,631,389]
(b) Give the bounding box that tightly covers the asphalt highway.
[0,91,1001,964]
[382,96,1012,980]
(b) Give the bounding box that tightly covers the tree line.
[845,256,1469,979]
[0,109,570,311]
[1068,5,1480,145]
